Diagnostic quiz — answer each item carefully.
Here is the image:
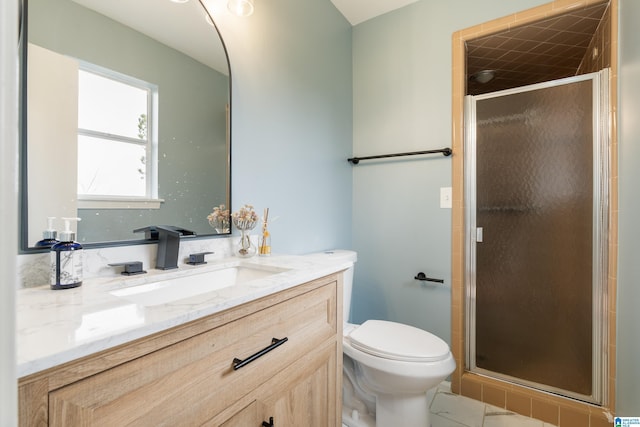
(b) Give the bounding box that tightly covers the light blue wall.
[617,0,640,414]
[352,0,640,414]
[215,0,353,254]
[351,0,549,340]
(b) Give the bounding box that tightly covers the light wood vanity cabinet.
[19,274,343,426]
[213,342,337,427]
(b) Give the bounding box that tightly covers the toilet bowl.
[343,319,455,426]
[304,250,456,427]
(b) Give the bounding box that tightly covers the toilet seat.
[348,320,449,362]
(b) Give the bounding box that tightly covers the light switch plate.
[440,187,452,209]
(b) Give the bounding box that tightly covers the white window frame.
[76,62,162,209]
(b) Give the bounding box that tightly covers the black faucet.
[133,226,196,270]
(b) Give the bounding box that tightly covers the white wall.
[616,0,640,414]
[0,0,19,424]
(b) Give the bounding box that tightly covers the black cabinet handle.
[262,417,274,427]
[232,337,288,370]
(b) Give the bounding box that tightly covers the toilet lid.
[348,320,450,362]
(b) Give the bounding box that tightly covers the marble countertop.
[17,253,351,379]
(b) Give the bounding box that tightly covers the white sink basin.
[110,264,288,307]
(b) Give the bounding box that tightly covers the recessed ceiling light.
[170,0,190,3]
[469,70,496,84]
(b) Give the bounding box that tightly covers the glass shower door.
[465,71,609,403]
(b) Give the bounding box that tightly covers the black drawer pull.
[232,337,288,370]
[262,417,274,427]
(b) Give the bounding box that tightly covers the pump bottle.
[35,217,59,248]
[50,217,83,290]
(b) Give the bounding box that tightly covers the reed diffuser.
[258,207,271,256]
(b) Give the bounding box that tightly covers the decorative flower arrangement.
[232,204,259,257]
[207,204,230,233]
[232,204,259,231]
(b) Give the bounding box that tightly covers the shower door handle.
[476,227,483,243]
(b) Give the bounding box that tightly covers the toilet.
[306,250,455,427]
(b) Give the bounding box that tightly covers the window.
[77,65,160,208]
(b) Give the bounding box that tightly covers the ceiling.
[330,0,419,26]
[466,2,609,95]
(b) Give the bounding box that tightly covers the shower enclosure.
[464,70,609,403]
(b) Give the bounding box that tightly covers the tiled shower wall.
[578,2,612,74]
[450,1,618,426]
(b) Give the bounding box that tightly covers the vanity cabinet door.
[48,282,337,426]
[258,341,339,427]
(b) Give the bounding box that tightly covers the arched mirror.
[19,0,231,251]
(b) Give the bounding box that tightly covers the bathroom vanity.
[17,256,347,426]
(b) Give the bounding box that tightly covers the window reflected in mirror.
[77,66,157,201]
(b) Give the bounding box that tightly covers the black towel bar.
[348,148,452,164]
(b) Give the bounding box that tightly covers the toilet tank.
[304,250,357,323]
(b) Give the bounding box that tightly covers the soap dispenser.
[35,217,59,248]
[50,217,83,290]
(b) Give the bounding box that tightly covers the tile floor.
[427,382,556,427]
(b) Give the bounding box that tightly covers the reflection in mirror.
[21,0,231,251]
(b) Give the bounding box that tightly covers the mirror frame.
[18,0,232,253]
